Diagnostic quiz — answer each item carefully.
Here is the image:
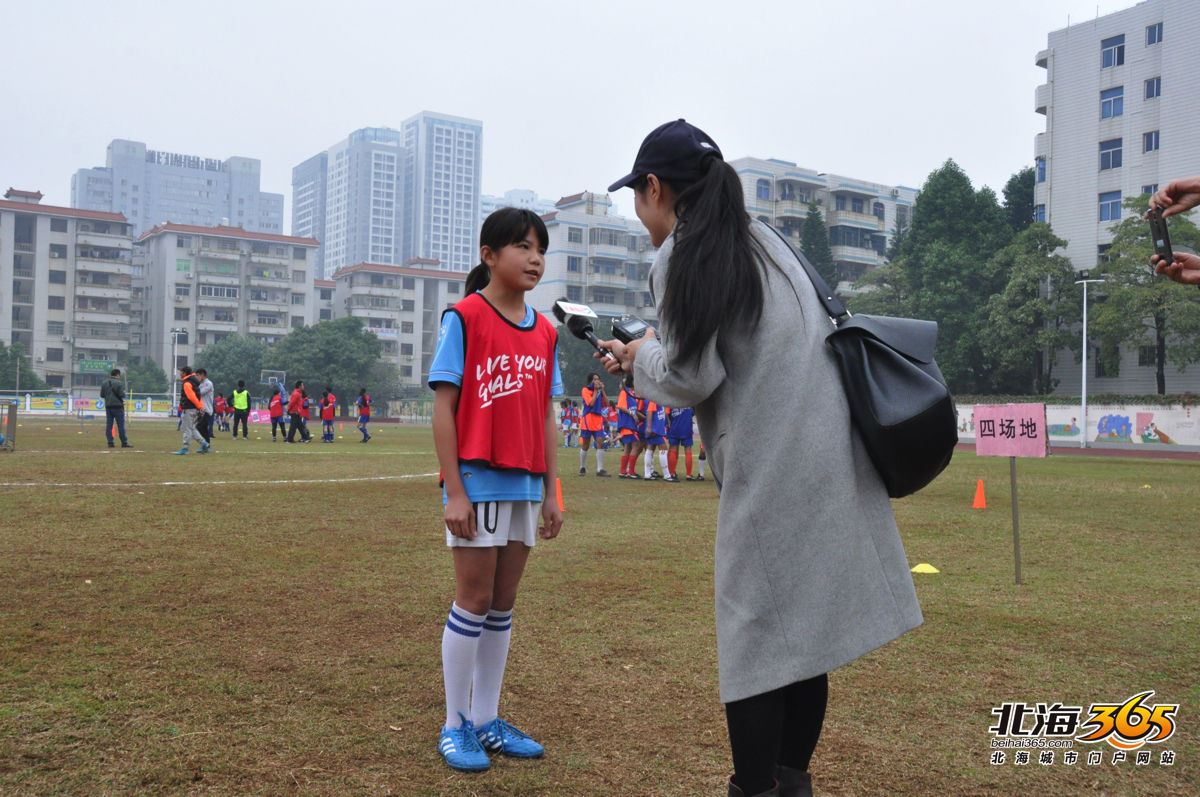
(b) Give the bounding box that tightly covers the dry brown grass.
[0,418,1196,795]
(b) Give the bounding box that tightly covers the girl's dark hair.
[464,207,550,295]
[639,156,769,364]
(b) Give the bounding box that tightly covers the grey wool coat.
[634,219,923,703]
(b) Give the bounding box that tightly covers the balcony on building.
[1035,48,1050,69]
[247,267,290,286]
[75,337,130,351]
[831,246,881,266]
[1035,83,1050,115]
[76,245,133,275]
[826,209,884,231]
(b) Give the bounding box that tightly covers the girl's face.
[482,228,545,293]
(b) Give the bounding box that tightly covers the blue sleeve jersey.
[428,305,563,503]
[649,404,668,436]
[668,407,694,439]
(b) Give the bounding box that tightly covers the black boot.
[776,766,813,797]
[728,776,779,797]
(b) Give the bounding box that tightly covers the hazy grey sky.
[4,0,1135,222]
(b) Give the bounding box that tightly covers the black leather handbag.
[768,226,958,498]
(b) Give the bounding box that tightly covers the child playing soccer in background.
[577,372,610,476]
[428,207,564,773]
[616,375,644,478]
[666,405,695,482]
[356,388,371,442]
[321,389,336,442]
[642,399,668,479]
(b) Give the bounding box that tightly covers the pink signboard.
[973,403,1049,458]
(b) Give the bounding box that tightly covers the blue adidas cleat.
[173,448,188,455]
[474,717,544,758]
[438,712,489,772]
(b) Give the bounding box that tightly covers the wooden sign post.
[973,403,1050,585]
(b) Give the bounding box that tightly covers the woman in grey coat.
[600,120,923,797]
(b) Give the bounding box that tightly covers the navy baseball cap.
[607,119,723,193]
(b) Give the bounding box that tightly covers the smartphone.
[1148,207,1173,263]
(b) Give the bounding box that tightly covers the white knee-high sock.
[658,450,668,473]
[579,447,586,468]
[644,450,653,475]
[442,603,486,728]
[470,609,513,727]
[698,457,707,477]
[596,447,605,471]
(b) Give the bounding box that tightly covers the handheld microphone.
[552,299,613,360]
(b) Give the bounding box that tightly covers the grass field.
[1,417,1196,796]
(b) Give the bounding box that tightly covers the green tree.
[1002,166,1036,234]
[124,356,169,394]
[264,317,384,401]
[194,334,267,394]
[799,201,836,288]
[980,224,1082,393]
[1091,198,1200,394]
[853,160,1013,393]
[0,342,49,392]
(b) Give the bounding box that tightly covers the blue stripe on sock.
[445,619,482,637]
[483,611,512,632]
[449,608,485,628]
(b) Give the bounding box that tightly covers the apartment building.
[1035,0,1200,393]
[329,260,465,393]
[72,139,284,237]
[0,189,134,390]
[730,157,917,292]
[293,113,483,280]
[135,223,319,371]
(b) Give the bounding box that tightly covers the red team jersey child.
[559,400,573,447]
[214,394,228,431]
[320,389,337,442]
[356,389,372,442]
[268,387,286,441]
[428,208,563,773]
[577,373,610,476]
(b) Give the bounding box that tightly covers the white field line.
[0,472,440,489]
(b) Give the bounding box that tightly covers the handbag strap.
[763,222,851,324]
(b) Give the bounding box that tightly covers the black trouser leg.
[725,674,828,795]
[287,413,301,442]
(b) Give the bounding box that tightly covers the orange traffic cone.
[556,477,566,512]
[339,422,343,430]
[972,479,987,509]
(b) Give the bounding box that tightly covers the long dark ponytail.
[653,156,768,364]
[464,207,550,295]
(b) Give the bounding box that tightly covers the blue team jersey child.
[429,303,563,502]
[645,402,668,445]
[667,406,695,446]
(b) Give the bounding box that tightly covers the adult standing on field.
[599,120,923,797]
[99,367,131,448]
[195,368,215,445]
[174,366,209,455]
[286,380,311,443]
[230,380,250,440]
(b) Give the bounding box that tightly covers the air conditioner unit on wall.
[174,295,183,302]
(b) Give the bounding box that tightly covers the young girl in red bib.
[427,207,564,772]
